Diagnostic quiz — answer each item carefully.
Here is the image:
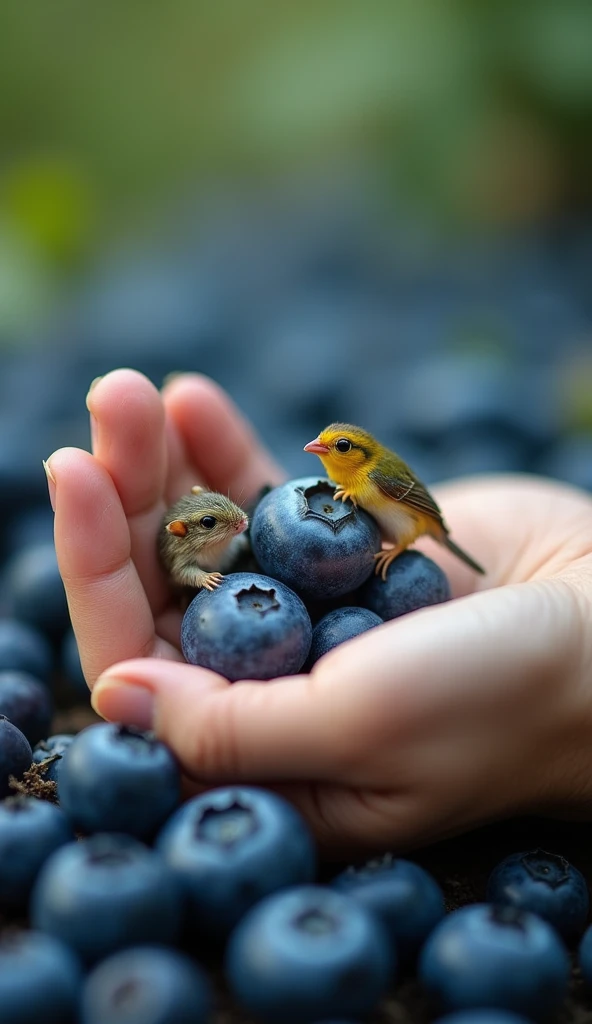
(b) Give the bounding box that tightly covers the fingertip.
[85,364,158,403]
[91,678,156,730]
[44,445,96,473]
[94,660,341,783]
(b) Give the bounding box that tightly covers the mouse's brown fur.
[158,486,249,591]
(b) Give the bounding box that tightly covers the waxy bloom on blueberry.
[332,853,445,967]
[157,786,316,941]
[31,833,183,965]
[181,571,312,681]
[486,848,590,944]
[0,715,32,798]
[357,549,450,621]
[250,477,381,600]
[0,930,81,1024]
[226,884,394,1023]
[81,946,212,1024]
[307,606,382,667]
[419,903,569,1019]
[57,723,181,840]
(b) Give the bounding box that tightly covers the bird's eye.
[335,438,352,453]
[200,516,217,529]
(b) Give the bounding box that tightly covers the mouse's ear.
[166,519,189,537]
[191,484,204,495]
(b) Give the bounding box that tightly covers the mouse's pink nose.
[235,517,248,534]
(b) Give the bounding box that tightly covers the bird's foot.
[373,547,404,581]
[333,489,356,506]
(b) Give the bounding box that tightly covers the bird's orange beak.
[304,438,330,455]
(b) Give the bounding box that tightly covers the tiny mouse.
[158,485,249,591]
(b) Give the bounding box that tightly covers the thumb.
[90,659,349,782]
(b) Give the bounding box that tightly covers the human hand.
[47,370,592,854]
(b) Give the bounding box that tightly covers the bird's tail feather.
[442,536,485,575]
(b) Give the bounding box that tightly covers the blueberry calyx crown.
[521,848,570,889]
[86,848,137,867]
[293,907,340,936]
[488,903,528,931]
[344,851,398,881]
[196,798,258,846]
[110,979,142,1009]
[113,724,157,751]
[298,481,355,532]
[235,584,281,616]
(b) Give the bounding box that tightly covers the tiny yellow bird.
[304,423,485,579]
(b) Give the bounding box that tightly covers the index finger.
[49,446,181,688]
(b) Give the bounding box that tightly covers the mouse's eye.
[200,516,217,529]
[335,438,352,453]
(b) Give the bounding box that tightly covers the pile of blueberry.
[1,704,592,1022]
[0,486,589,1023]
[181,475,450,680]
[0,187,590,1022]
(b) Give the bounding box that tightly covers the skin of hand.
[45,369,592,856]
[304,422,484,578]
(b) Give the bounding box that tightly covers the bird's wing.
[369,466,446,526]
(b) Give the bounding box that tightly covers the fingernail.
[42,458,56,512]
[85,376,103,411]
[91,679,155,730]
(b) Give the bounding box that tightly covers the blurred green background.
[1,0,591,338]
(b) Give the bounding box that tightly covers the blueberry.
[418,903,569,1018]
[57,723,181,840]
[438,428,529,477]
[0,929,81,1024]
[577,923,592,990]
[250,477,381,600]
[433,1013,536,1024]
[0,427,51,534]
[0,715,32,798]
[356,550,450,621]
[0,619,53,683]
[31,833,183,964]
[0,796,73,909]
[486,848,590,943]
[539,433,592,492]
[60,628,88,697]
[226,884,394,1023]
[307,607,382,667]
[81,945,212,1024]
[73,251,227,365]
[156,786,316,941]
[395,353,535,447]
[32,733,74,784]
[3,503,56,559]
[303,592,360,627]
[1,543,70,639]
[180,572,312,682]
[332,854,445,967]
[0,670,53,746]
